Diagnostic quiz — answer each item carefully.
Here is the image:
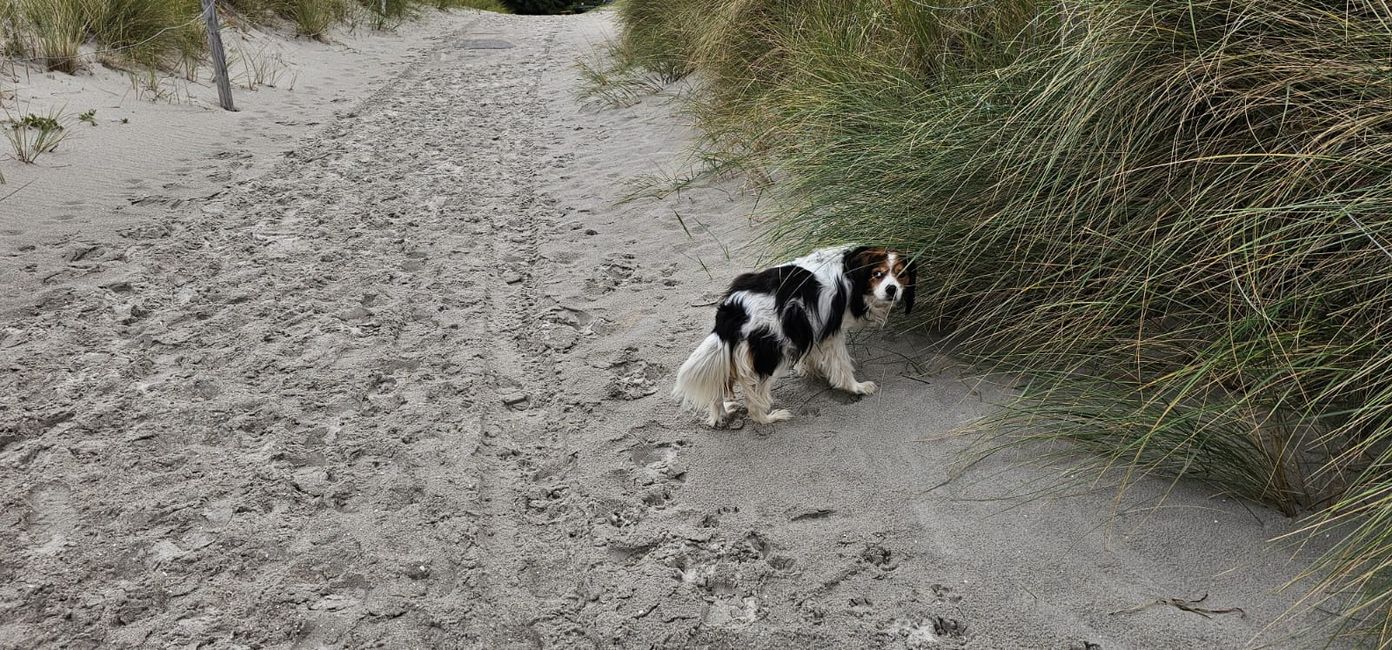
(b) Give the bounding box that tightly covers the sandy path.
[1,11,1338,649]
[0,12,481,316]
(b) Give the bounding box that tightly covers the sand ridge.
[0,10,1343,649]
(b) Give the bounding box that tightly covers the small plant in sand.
[228,42,292,90]
[78,109,96,126]
[4,108,71,163]
[126,69,193,104]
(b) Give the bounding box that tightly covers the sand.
[0,9,1345,649]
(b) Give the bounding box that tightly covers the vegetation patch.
[611,0,1392,643]
[5,108,71,162]
[0,0,511,73]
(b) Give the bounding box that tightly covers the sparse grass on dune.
[0,0,510,72]
[614,0,1392,643]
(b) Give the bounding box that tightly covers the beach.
[0,10,1340,648]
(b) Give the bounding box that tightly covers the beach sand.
[0,10,1343,648]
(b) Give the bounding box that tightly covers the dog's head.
[845,246,917,314]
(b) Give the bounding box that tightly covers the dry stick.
[201,0,236,112]
[1109,593,1246,619]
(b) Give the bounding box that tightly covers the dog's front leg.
[817,335,877,395]
[742,374,793,423]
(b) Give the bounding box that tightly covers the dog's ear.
[902,256,917,314]
[842,246,876,318]
[843,246,874,288]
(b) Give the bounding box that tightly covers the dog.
[672,245,916,427]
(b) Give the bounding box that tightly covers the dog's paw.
[851,381,878,396]
[753,409,793,424]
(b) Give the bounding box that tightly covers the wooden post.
[201,0,236,112]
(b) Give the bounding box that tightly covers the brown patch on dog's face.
[848,247,917,314]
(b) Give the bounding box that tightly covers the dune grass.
[0,0,204,71]
[285,0,348,38]
[612,0,1392,643]
[85,0,205,66]
[6,0,88,72]
[0,0,509,72]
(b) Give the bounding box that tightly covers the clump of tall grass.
[84,0,204,67]
[284,0,348,39]
[615,0,1392,643]
[7,0,87,72]
[0,0,204,71]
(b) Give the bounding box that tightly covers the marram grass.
[613,0,1392,644]
[0,0,508,71]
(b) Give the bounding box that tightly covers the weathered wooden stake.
[201,0,236,112]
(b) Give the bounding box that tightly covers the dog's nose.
[885,285,897,298]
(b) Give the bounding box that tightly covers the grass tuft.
[84,0,205,68]
[5,107,71,162]
[10,0,87,72]
[286,0,348,39]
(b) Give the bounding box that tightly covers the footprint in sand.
[607,359,662,400]
[584,253,640,295]
[25,482,77,553]
[883,616,969,649]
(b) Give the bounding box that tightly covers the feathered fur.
[672,245,916,426]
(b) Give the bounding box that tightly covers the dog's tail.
[672,333,732,411]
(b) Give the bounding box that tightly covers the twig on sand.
[1109,593,1245,619]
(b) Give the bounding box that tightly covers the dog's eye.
[872,271,885,278]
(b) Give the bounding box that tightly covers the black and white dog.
[673,245,916,426]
